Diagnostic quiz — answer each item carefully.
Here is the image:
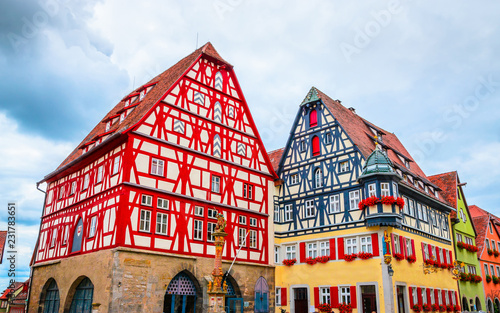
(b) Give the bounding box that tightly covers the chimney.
[348,107,356,114]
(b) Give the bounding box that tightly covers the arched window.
[254,277,269,313]
[69,278,93,313]
[71,218,83,253]
[476,297,482,310]
[309,109,317,128]
[312,136,320,156]
[164,272,198,313]
[462,297,469,311]
[213,134,221,158]
[315,168,323,188]
[42,280,60,313]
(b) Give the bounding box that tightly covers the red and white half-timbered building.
[29,43,278,313]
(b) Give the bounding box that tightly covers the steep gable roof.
[268,148,284,173]
[0,231,6,264]
[472,214,489,255]
[428,172,458,209]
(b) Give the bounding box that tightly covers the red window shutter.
[434,289,439,305]
[331,286,339,308]
[436,248,441,264]
[310,109,318,127]
[281,287,287,306]
[411,239,416,257]
[337,237,345,260]
[330,238,336,260]
[409,287,414,307]
[312,136,320,156]
[400,236,406,259]
[300,242,306,263]
[449,250,453,264]
[350,286,357,308]
[371,233,379,256]
[441,290,446,305]
[314,287,320,308]
[426,289,431,305]
[428,244,433,260]
[454,291,458,305]
[417,287,423,305]
[391,233,396,256]
[421,243,427,261]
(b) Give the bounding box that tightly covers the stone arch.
[38,278,60,313]
[164,270,202,313]
[63,276,94,313]
[487,297,494,313]
[495,297,500,313]
[476,296,482,311]
[462,296,469,311]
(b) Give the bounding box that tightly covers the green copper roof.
[300,87,321,106]
[360,147,395,176]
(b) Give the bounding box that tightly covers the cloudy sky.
[1,0,499,288]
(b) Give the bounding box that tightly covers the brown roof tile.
[428,171,458,218]
[472,215,489,255]
[267,148,285,172]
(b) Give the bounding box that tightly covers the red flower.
[315,255,330,263]
[412,304,423,312]
[422,303,432,312]
[381,195,396,205]
[282,258,296,266]
[406,255,417,263]
[358,252,373,260]
[318,303,332,312]
[431,304,439,312]
[344,253,358,262]
[396,197,405,208]
[394,253,405,261]
[305,257,317,265]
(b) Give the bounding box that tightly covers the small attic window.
[405,160,410,169]
[434,190,439,198]
[105,121,111,132]
[424,186,429,194]
[139,89,146,101]
[377,133,383,143]
[120,112,126,123]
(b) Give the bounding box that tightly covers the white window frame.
[422,205,428,222]
[156,212,168,235]
[403,196,409,214]
[239,215,247,225]
[315,168,323,188]
[320,287,331,304]
[63,225,69,245]
[422,287,427,305]
[300,140,306,152]
[89,215,97,237]
[139,210,151,232]
[417,203,423,220]
[325,133,333,144]
[349,190,360,211]
[406,238,413,256]
[50,229,57,248]
[211,175,221,193]
[368,184,376,197]
[83,173,90,190]
[239,227,246,247]
[249,230,257,248]
[96,165,104,183]
[307,242,318,258]
[112,155,120,175]
[274,246,280,264]
[319,241,330,257]
[151,158,165,176]
[360,236,372,253]
[285,245,296,260]
[207,222,216,242]
[429,288,435,305]
[290,174,299,185]
[381,183,390,197]
[276,287,282,306]
[305,200,315,218]
[274,205,280,222]
[329,195,340,213]
[345,238,358,254]
[158,198,169,210]
[250,218,257,227]
[194,220,203,241]
[208,209,217,219]
[408,200,415,217]
[284,204,293,222]
[141,194,152,206]
[70,181,77,195]
[243,183,253,199]
[339,286,351,304]
[392,182,399,197]
[339,161,349,173]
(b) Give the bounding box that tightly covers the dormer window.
[120,112,126,123]
[434,190,439,198]
[139,89,146,101]
[309,109,318,128]
[105,121,111,132]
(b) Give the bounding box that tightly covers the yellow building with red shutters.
[269,87,461,313]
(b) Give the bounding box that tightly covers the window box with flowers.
[488,248,493,256]
[446,304,454,312]
[305,257,317,265]
[422,303,432,312]
[424,259,437,267]
[453,304,461,313]
[456,241,478,253]
[493,276,499,284]
[282,258,297,266]
[495,250,500,257]
[486,275,492,283]
[358,195,405,210]
[394,253,404,261]
[412,304,423,312]
[431,304,439,312]
[439,305,447,312]
[406,255,417,263]
[344,253,358,262]
[358,252,373,260]
[315,255,330,263]
[338,303,353,313]
[439,262,448,269]
[446,263,454,269]
[318,303,332,313]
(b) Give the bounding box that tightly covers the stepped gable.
[267,147,284,172]
[429,171,459,218]
[313,87,447,204]
[55,42,226,172]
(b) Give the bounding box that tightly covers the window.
[274,206,280,222]
[405,238,413,256]
[315,168,323,188]
[329,195,340,213]
[70,181,77,195]
[105,121,111,132]
[243,183,253,199]
[141,194,152,206]
[423,243,429,260]
[300,140,306,152]
[156,212,168,235]
[422,288,427,305]
[249,230,257,248]
[112,155,120,175]
[276,287,281,306]
[422,205,428,222]
[490,223,493,234]
[89,216,97,237]
[392,182,399,197]
[339,287,351,304]
[96,165,104,183]
[194,220,203,240]
[83,173,90,190]
[345,238,358,254]
[381,183,390,197]
[491,265,495,277]
[402,197,409,214]
[445,291,450,305]
[284,204,293,222]
[50,229,57,248]
[456,233,463,242]
[312,136,320,156]
[305,200,315,218]
[173,120,185,134]
[307,242,318,258]
[158,198,169,210]
[486,239,490,250]
[429,288,435,305]
[239,228,246,247]
[120,112,126,123]
[309,109,318,127]
[319,241,330,257]
[339,161,349,173]
[207,222,216,242]
[274,246,280,264]
[239,216,247,225]
[320,287,330,304]
[408,200,415,217]
[250,218,257,227]
[58,186,64,200]
[360,236,372,253]
[139,210,151,232]
[193,206,203,216]
[228,106,234,118]
[417,203,423,220]
[290,174,299,185]
[468,265,477,274]
[285,245,296,260]
[460,209,466,222]
[349,190,360,210]
[151,158,164,176]
[496,266,500,277]
[368,184,376,197]
[63,225,69,245]
[439,248,444,263]
[412,288,418,306]
[139,89,146,101]
[325,133,333,144]
[208,209,217,219]
[211,175,221,193]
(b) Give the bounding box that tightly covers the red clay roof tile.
[428,171,458,218]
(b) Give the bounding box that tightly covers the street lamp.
[388,264,394,277]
